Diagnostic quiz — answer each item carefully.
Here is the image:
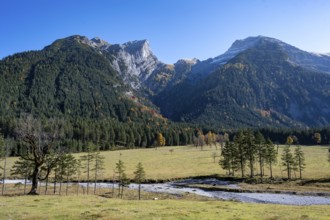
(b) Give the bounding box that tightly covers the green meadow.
[1,145,330,220]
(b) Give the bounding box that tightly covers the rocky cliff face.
[101,40,161,89]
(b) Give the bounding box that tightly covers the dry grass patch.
[0,195,329,220]
[5,145,330,181]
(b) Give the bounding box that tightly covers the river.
[3,179,330,205]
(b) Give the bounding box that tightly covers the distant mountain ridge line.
[1,34,330,129]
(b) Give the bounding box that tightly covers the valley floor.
[1,145,330,219]
[0,194,330,220]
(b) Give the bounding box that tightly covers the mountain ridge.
[1,35,330,129]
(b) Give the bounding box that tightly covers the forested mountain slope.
[154,37,330,128]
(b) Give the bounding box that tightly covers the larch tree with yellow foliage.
[156,133,166,148]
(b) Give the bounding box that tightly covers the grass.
[1,145,330,220]
[0,195,329,220]
[5,145,330,181]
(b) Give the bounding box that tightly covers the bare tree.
[15,115,63,195]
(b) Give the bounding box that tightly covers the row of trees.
[219,130,277,178]
[218,130,322,180]
[281,144,305,179]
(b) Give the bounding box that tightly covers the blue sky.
[1,0,330,63]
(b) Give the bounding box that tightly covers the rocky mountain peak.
[211,36,281,64]
[121,40,152,59]
[90,37,111,49]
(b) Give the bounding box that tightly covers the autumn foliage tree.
[156,133,166,148]
[313,133,321,144]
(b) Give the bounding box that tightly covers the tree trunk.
[121,185,124,199]
[249,159,254,178]
[28,165,40,195]
[59,174,63,195]
[94,167,97,195]
[54,172,57,195]
[66,176,69,196]
[240,158,244,177]
[1,152,7,196]
[38,181,41,194]
[298,157,302,179]
[112,174,115,198]
[138,183,141,200]
[24,174,27,194]
[269,161,273,179]
[259,155,263,177]
[87,161,90,195]
[45,177,49,195]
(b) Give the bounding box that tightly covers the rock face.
[102,40,161,89]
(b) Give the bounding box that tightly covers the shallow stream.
[3,178,330,205]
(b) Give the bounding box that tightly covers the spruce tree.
[219,141,238,176]
[11,158,34,194]
[134,162,146,200]
[115,160,126,198]
[281,145,294,179]
[80,142,96,194]
[92,146,105,195]
[265,138,277,179]
[234,131,246,177]
[294,145,306,179]
[255,131,266,177]
[243,130,256,178]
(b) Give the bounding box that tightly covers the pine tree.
[92,146,105,195]
[255,131,266,177]
[134,162,146,200]
[243,130,256,178]
[294,145,306,179]
[281,145,294,179]
[11,158,34,194]
[80,142,96,194]
[115,160,126,198]
[234,131,246,177]
[219,141,238,176]
[64,154,78,196]
[265,138,277,179]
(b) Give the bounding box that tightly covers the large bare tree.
[15,115,63,195]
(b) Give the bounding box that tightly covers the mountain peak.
[121,39,152,59]
[211,36,286,65]
[90,37,111,49]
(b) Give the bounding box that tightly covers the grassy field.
[5,145,330,181]
[1,145,330,220]
[0,195,329,220]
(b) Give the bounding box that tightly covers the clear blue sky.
[1,0,330,63]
